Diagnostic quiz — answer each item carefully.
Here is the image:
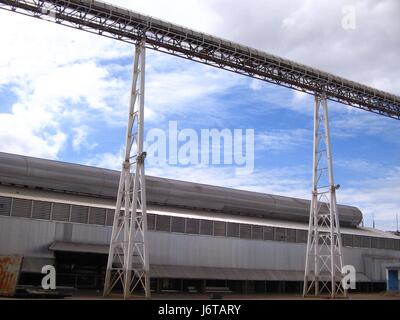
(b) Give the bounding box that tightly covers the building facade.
[0,152,399,294]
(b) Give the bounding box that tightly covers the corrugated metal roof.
[0,152,363,227]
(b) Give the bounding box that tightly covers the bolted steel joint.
[137,152,147,163]
[122,160,130,169]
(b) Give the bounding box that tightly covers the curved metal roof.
[0,152,363,227]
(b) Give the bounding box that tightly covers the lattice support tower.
[103,41,150,299]
[303,94,347,298]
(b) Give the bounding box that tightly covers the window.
[251,225,263,240]
[263,226,274,240]
[0,197,11,216]
[171,216,185,233]
[156,215,171,232]
[105,209,115,226]
[70,205,89,224]
[11,198,32,218]
[360,236,371,248]
[89,207,106,225]
[239,224,251,239]
[52,203,71,222]
[186,218,199,234]
[147,214,156,230]
[32,201,51,220]
[353,235,361,248]
[371,237,379,249]
[274,228,286,241]
[200,220,213,235]
[287,229,296,242]
[377,238,385,249]
[342,234,353,247]
[227,223,239,238]
[213,221,226,237]
[385,239,395,250]
[296,230,308,243]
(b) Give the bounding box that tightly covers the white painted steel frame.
[303,94,346,298]
[103,41,150,299]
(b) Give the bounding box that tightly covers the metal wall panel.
[1,216,400,281]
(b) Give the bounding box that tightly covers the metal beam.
[0,0,399,119]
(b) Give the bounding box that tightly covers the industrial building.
[0,151,399,294]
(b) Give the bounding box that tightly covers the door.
[388,270,399,291]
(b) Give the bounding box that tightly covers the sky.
[0,0,399,230]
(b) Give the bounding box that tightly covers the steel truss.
[103,41,150,299]
[0,0,399,120]
[303,94,346,298]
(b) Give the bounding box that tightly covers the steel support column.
[103,41,150,299]
[303,94,346,298]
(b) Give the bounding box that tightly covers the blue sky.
[0,0,399,231]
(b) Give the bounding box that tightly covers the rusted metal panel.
[0,255,23,297]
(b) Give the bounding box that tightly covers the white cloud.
[85,147,124,170]
[337,166,400,231]
[72,126,98,151]
[257,129,311,152]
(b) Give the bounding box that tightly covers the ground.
[64,291,400,300]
